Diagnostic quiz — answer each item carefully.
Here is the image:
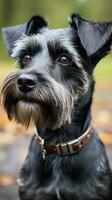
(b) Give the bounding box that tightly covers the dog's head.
[2,14,112,130]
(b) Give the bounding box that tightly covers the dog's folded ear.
[2,16,47,56]
[2,24,26,56]
[70,14,112,67]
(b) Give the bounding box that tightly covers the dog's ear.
[70,14,112,67]
[2,16,47,56]
[26,16,48,35]
[2,24,26,56]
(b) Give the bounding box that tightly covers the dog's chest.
[36,174,74,200]
[36,157,81,200]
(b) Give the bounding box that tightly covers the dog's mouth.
[3,91,58,130]
[2,88,74,130]
[1,72,78,130]
[10,98,52,129]
[17,98,41,106]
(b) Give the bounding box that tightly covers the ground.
[0,59,112,200]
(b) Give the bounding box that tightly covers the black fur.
[19,82,112,200]
[2,14,112,200]
[26,16,48,35]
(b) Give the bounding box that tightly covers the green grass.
[0,61,16,77]
[94,54,112,80]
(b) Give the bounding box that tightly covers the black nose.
[17,74,37,93]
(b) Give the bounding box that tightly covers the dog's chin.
[8,99,62,130]
[6,98,73,131]
[12,100,45,129]
[9,100,47,129]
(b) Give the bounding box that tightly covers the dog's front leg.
[18,135,43,200]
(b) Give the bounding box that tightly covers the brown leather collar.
[35,125,93,159]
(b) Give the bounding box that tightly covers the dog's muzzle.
[2,71,77,130]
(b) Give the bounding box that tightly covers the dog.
[2,14,112,200]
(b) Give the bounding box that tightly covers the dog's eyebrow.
[11,35,42,58]
[47,40,82,68]
[17,43,42,58]
[47,41,73,60]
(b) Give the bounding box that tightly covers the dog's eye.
[21,55,31,66]
[57,55,72,65]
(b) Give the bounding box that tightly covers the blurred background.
[0,0,112,199]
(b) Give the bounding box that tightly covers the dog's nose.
[17,74,37,93]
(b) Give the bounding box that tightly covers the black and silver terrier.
[2,14,112,200]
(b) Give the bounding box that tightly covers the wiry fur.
[2,14,112,200]
[2,26,89,130]
[2,64,88,130]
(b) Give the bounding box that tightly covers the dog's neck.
[37,80,94,144]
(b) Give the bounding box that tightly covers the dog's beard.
[1,71,88,130]
[14,101,43,128]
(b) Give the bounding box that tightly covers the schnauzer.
[2,14,112,200]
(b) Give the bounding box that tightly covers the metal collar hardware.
[35,125,93,159]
